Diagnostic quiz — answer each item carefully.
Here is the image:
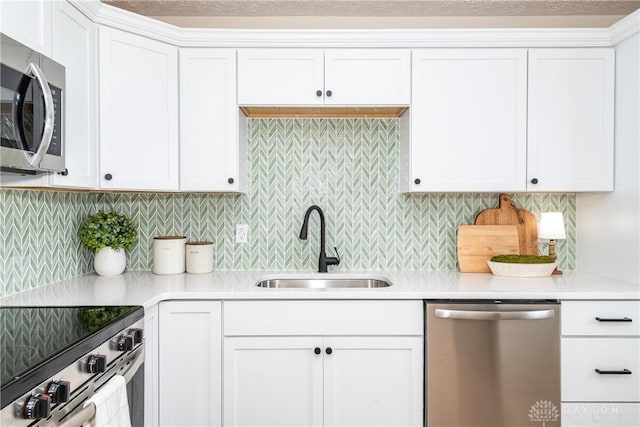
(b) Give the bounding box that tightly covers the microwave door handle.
[434,308,556,321]
[12,72,31,151]
[23,62,55,168]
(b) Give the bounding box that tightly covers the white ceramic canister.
[186,241,214,274]
[153,236,186,275]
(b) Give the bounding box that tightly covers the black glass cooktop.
[0,306,143,408]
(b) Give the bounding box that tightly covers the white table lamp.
[539,212,566,274]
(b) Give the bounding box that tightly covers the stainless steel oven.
[0,306,144,426]
[1,33,65,175]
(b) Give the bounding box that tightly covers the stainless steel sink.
[256,278,392,289]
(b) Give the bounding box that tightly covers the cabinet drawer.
[562,338,640,402]
[562,301,640,336]
[562,403,640,427]
[223,300,423,336]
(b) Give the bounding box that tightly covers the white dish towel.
[83,375,131,427]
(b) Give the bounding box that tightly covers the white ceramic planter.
[94,246,126,276]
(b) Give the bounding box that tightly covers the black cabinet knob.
[104,173,113,181]
[325,347,333,355]
[316,90,322,97]
[530,178,539,184]
[414,178,421,185]
[314,347,321,355]
[326,90,332,97]
[45,380,70,404]
[58,168,69,176]
[228,177,234,184]
[20,394,51,420]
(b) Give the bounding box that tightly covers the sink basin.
[256,278,392,289]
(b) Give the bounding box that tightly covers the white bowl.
[487,260,557,277]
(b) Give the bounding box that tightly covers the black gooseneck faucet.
[299,205,340,273]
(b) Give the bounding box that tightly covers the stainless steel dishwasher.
[425,300,560,427]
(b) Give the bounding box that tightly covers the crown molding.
[70,0,620,48]
[609,9,640,45]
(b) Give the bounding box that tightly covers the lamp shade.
[539,212,566,240]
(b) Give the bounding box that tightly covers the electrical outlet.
[235,224,249,244]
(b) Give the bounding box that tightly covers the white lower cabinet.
[562,403,640,427]
[224,336,324,426]
[561,300,640,427]
[223,301,423,427]
[322,336,421,427]
[158,301,222,427]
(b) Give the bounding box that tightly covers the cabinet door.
[562,337,639,402]
[238,49,324,105]
[410,49,527,192]
[223,336,323,426]
[324,49,410,105]
[0,0,53,55]
[179,48,242,191]
[159,301,222,427]
[528,48,614,191]
[563,403,640,427]
[323,336,423,427]
[99,27,178,191]
[50,1,97,189]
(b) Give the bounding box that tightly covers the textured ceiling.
[102,0,640,17]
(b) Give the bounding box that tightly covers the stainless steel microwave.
[1,33,65,174]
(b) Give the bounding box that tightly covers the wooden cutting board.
[457,225,520,273]
[474,194,539,256]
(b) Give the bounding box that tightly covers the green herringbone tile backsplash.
[1,118,576,296]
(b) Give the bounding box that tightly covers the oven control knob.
[46,380,71,404]
[18,394,51,419]
[85,354,107,373]
[128,328,144,344]
[117,334,134,351]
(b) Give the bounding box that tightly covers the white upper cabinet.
[406,49,528,192]
[50,1,97,189]
[323,49,411,105]
[98,27,179,191]
[237,48,410,106]
[179,48,245,192]
[527,48,614,192]
[238,49,324,105]
[0,0,53,56]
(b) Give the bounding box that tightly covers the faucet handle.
[332,247,341,265]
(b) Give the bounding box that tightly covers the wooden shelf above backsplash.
[240,106,408,118]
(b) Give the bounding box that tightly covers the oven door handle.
[22,62,55,168]
[434,308,556,320]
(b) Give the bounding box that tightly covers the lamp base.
[548,239,562,275]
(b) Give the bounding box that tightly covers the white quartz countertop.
[1,270,638,309]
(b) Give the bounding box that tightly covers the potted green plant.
[79,210,138,276]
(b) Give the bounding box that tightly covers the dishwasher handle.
[434,308,556,321]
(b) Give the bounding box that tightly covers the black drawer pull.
[595,317,632,322]
[595,368,632,375]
